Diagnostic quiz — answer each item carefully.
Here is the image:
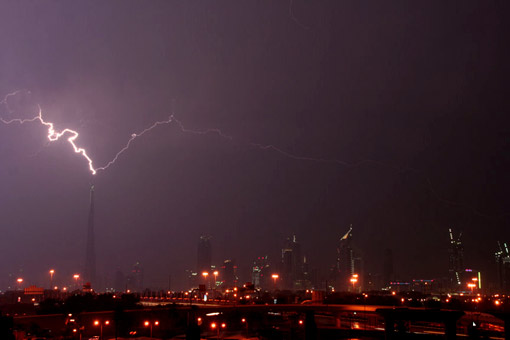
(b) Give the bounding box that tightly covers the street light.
[210,322,226,338]
[144,320,159,338]
[211,321,217,338]
[271,274,279,289]
[93,320,109,340]
[350,274,358,292]
[202,271,209,289]
[467,283,476,294]
[16,278,23,290]
[49,269,55,289]
[73,274,80,290]
[213,271,219,288]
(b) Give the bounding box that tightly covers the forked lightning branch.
[0,90,227,175]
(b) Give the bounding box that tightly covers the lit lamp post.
[221,322,226,338]
[213,271,219,289]
[350,274,359,292]
[73,274,80,290]
[144,320,159,338]
[210,322,226,339]
[16,278,23,291]
[467,283,476,295]
[271,274,279,290]
[211,322,218,338]
[202,271,209,290]
[49,269,55,289]
[93,320,109,340]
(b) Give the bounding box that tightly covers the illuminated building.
[459,268,481,293]
[389,281,410,293]
[222,259,236,288]
[411,279,435,294]
[281,247,293,289]
[495,242,510,292]
[336,225,354,291]
[185,269,198,289]
[84,185,96,287]
[252,256,270,289]
[281,235,305,290]
[448,228,464,290]
[300,255,313,290]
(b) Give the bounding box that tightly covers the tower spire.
[85,184,96,287]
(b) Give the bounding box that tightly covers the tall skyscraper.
[281,235,305,289]
[197,235,212,274]
[281,247,293,289]
[84,184,96,287]
[495,242,510,293]
[127,262,144,292]
[113,269,125,293]
[336,225,354,291]
[383,248,394,288]
[448,228,463,289]
[222,259,236,288]
[252,256,270,289]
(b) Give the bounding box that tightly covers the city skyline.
[3,225,509,294]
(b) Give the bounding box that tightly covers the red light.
[241,318,246,323]
[299,320,304,325]
[211,322,217,329]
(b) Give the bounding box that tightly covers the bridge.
[12,300,510,339]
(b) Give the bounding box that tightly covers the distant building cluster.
[45,183,510,296]
[183,228,362,293]
[4,221,510,297]
[180,227,510,296]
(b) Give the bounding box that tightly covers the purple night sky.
[0,1,509,290]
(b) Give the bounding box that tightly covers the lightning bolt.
[1,91,98,173]
[94,116,232,173]
[247,142,510,218]
[2,90,508,218]
[0,91,231,175]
